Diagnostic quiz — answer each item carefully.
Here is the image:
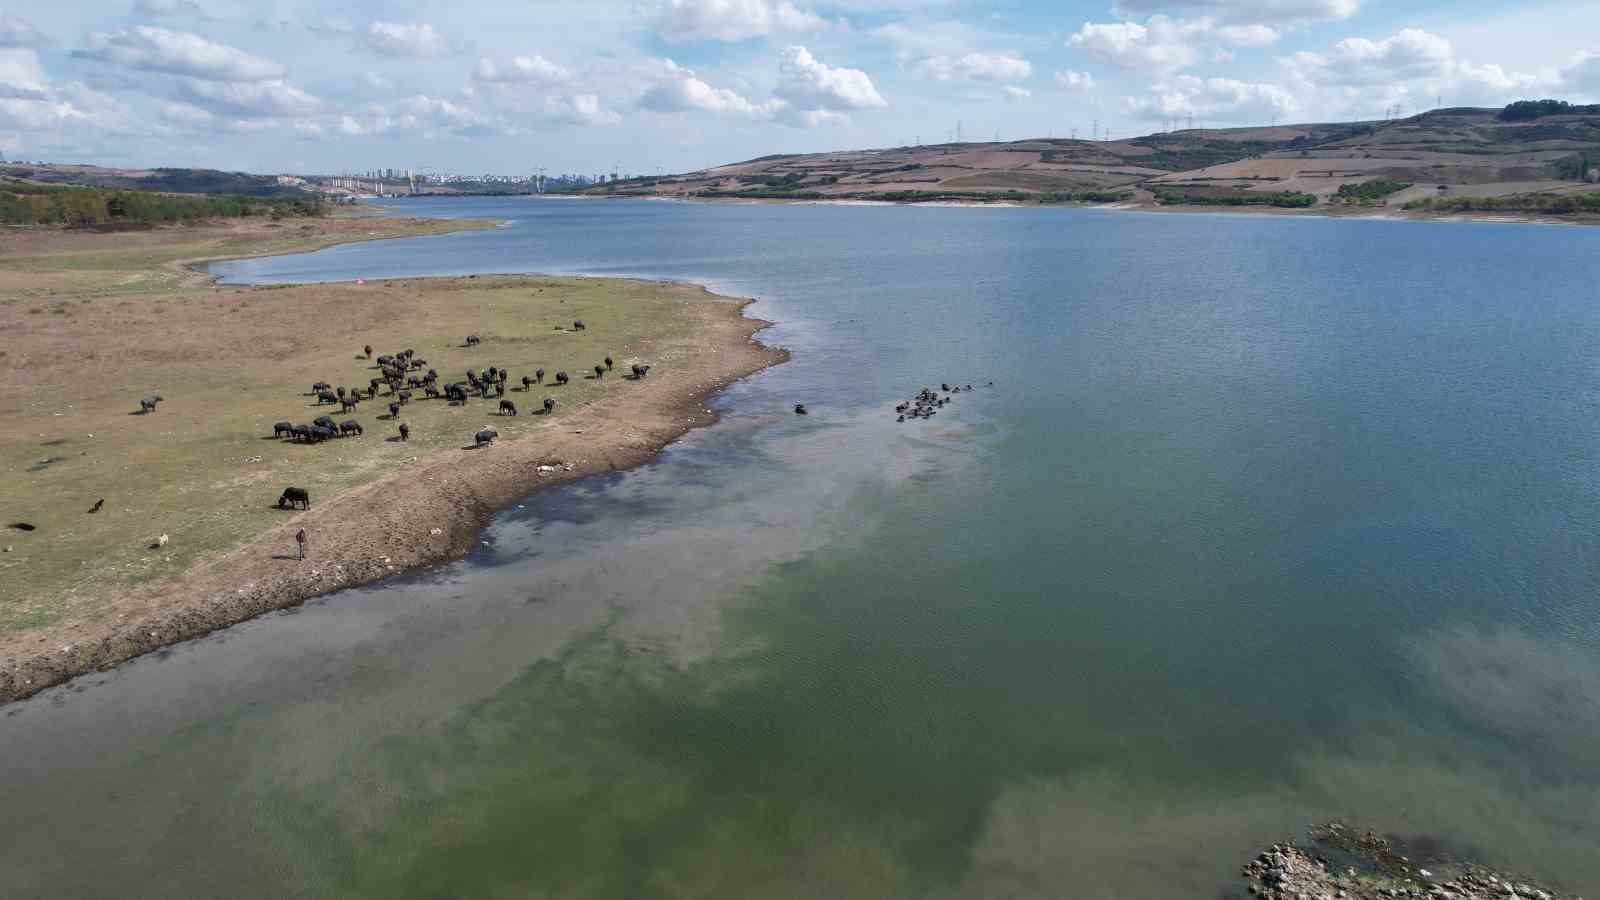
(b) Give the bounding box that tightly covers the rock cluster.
[1242,825,1573,900]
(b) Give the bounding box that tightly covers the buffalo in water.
[499,399,517,416]
[475,426,498,446]
[278,487,310,509]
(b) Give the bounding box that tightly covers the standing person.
[295,528,307,561]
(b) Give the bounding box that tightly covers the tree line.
[0,179,327,226]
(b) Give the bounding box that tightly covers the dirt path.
[0,286,784,703]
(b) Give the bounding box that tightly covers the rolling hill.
[587,104,1600,213]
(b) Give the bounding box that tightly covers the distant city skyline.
[2,1,1597,176]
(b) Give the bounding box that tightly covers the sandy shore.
[0,220,787,704]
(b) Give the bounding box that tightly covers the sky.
[2,1,1598,177]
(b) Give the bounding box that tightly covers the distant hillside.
[0,163,309,198]
[590,103,1600,212]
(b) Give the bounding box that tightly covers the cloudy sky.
[2,1,1597,176]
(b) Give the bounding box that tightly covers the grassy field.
[0,219,709,632]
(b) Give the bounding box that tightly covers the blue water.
[5,198,1600,899]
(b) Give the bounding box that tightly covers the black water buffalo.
[340,420,363,436]
[554,371,569,385]
[278,487,310,509]
[535,368,545,383]
[310,424,338,442]
[388,402,401,418]
[317,390,338,405]
[573,320,585,331]
[312,381,331,393]
[604,355,613,371]
[398,423,410,441]
[139,394,164,413]
[465,334,481,346]
[499,399,517,416]
[593,364,605,380]
[340,396,359,413]
[630,364,651,379]
[542,397,556,414]
[273,421,294,438]
[424,384,441,400]
[313,415,336,430]
[397,390,412,405]
[475,426,498,446]
[794,404,808,415]
[521,375,533,391]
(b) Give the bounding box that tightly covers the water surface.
[5,198,1600,898]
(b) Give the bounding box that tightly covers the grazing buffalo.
[340,396,359,413]
[313,415,336,430]
[312,381,331,393]
[278,487,310,510]
[388,402,401,418]
[521,375,533,391]
[340,420,363,436]
[465,334,481,347]
[310,424,338,442]
[542,397,556,414]
[475,426,498,446]
[139,394,164,414]
[398,423,410,441]
[535,368,545,384]
[397,390,412,405]
[499,399,517,416]
[424,384,441,400]
[317,390,338,405]
[376,355,394,367]
[273,421,294,438]
[290,424,311,442]
[446,384,468,405]
[593,364,606,380]
[604,355,613,371]
[630,364,651,379]
[554,371,569,385]
[573,320,586,331]
[336,386,346,399]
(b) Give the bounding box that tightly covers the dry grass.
[0,218,703,632]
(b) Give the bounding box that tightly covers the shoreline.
[0,220,789,704]
[578,192,1600,225]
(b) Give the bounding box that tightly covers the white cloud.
[1110,0,1358,24]
[1280,28,1453,86]
[542,93,621,126]
[1067,15,1278,73]
[640,60,774,116]
[132,0,210,19]
[650,0,824,43]
[1055,69,1096,92]
[362,22,451,58]
[1564,51,1600,97]
[474,55,571,84]
[76,26,285,81]
[0,13,50,48]
[915,52,1031,83]
[1128,74,1299,122]
[175,78,322,117]
[774,45,885,115]
[0,48,49,100]
[1002,85,1030,101]
[158,100,212,125]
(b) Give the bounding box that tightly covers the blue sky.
[2,1,1597,176]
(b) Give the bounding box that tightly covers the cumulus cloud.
[175,77,321,117]
[1279,28,1452,86]
[1002,85,1030,101]
[1055,69,1096,92]
[1127,74,1299,122]
[1111,0,1358,24]
[362,22,451,58]
[640,60,774,116]
[914,52,1031,83]
[1067,16,1278,73]
[0,48,49,100]
[774,45,885,119]
[75,26,285,81]
[1564,51,1600,96]
[650,0,824,43]
[0,13,50,48]
[474,55,571,84]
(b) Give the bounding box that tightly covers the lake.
[4,198,1600,898]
